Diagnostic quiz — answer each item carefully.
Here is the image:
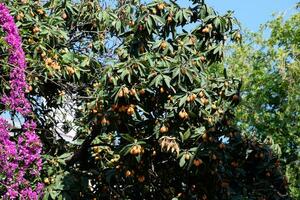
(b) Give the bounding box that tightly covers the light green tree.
[216,7,300,198]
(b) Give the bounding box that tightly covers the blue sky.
[178,0,298,31]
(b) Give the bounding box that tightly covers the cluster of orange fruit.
[179,109,189,120]
[159,125,169,133]
[160,40,168,50]
[92,147,120,164]
[157,3,166,11]
[129,145,144,156]
[61,11,67,20]
[184,91,209,105]
[179,153,204,167]
[193,158,203,167]
[16,12,25,21]
[43,55,75,75]
[111,104,135,115]
[43,177,55,185]
[32,26,40,34]
[124,170,146,183]
[92,146,102,161]
[20,0,28,4]
[201,24,213,33]
[167,13,173,24]
[44,57,61,70]
[198,91,209,105]
[186,93,197,102]
[202,132,221,143]
[118,87,138,98]
[89,101,103,114]
[66,66,76,75]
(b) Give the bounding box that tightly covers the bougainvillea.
[0,3,43,199]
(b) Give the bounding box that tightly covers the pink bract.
[0,3,43,199]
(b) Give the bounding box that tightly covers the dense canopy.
[0,0,295,199]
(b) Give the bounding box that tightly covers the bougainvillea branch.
[0,3,43,199]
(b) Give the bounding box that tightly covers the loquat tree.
[1,0,291,199]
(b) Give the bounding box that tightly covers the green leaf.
[183,129,191,141]
[42,192,49,200]
[81,57,90,67]
[163,75,172,88]
[120,134,135,143]
[58,152,73,159]
[147,16,153,32]
[151,15,165,25]
[119,144,133,156]
[136,141,146,145]
[62,52,74,64]
[116,20,122,33]
[189,147,198,152]
[49,190,59,199]
[75,69,81,79]
[179,155,186,167]
[179,131,184,142]
[135,154,142,163]
[214,17,221,29]
[182,9,192,21]
[179,95,187,107]
[172,68,180,79]
[191,127,206,139]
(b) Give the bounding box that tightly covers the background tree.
[211,7,299,199]
[1,0,291,199]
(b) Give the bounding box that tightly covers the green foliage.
[213,8,300,199]
[1,0,292,199]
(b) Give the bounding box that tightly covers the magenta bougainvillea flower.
[0,3,43,199]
